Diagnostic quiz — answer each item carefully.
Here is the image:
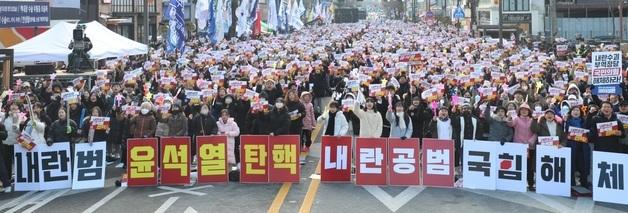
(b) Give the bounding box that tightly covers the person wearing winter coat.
[318,101,349,136]
[387,102,413,139]
[0,122,10,191]
[190,104,218,158]
[589,101,626,153]
[531,109,567,147]
[108,108,129,168]
[81,106,109,143]
[47,108,78,145]
[286,90,306,135]
[24,110,46,146]
[507,103,537,189]
[353,97,383,138]
[300,92,316,152]
[166,104,188,136]
[217,109,241,167]
[129,102,157,138]
[564,106,591,188]
[269,98,291,136]
[484,105,514,143]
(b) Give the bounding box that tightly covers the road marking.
[298,161,321,213]
[184,206,198,213]
[574,197,595,213]
[0,191,36,211]
[148,185,213,197]
[267,183,293,213]
[363,186,425,212]
[22,189,70,213]
[154,196,179,213]
[82,187,127,213]
[6,190,53,213]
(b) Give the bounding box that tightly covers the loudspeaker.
[24,63,55,75]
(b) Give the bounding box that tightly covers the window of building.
[502,0,529,12]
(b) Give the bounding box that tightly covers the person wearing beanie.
[507,103,537,189]
[484,103,513,142]
[129,102,156,138]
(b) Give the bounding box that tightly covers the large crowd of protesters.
[0,19,627,192]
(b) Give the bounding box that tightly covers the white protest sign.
[591,51,622,86]
[72,142,107,190]
[592,151,628,205]
[535,145,571,197]
[496,143,528,192]
[463,140,498,190]
[14,142,72,191]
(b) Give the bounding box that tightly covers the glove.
[400,136,407,140]
[500,140,505,146]
[46,140,53,146]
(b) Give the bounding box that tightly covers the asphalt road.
[0,141,628,213]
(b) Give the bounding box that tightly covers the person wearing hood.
[269,98,291,136]
[484,104,514,143]
[216,109,241,169]
[564,106,590,188]
[166,104,188,136]
[300,92,316,152]
[318,101,349,136]
[353,97,383,138]
[387,102,413,139]
[567,83,584,104]
[129,102,156,138]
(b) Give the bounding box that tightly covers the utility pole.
[143,0,149,45]
[498,0,503,47]
[550,0,557,43]
[620,0,624,42]
[412,0,416,22]
[470,0,476,36]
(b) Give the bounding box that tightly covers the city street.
[1,139,628,213]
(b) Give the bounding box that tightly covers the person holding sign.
[589,101,626,153]
[81,107,109,144]
[564,106,591,188]
[531,109,567,147]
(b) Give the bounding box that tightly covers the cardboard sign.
[591,51,622,86]
[355,138,387,185]
[268,135,300,183]
[538,136,559,146]
[463,140,498,190]
[14,142,72,191]
[496,143,528,192]
[597,121,621,137]
[127,138,158,186]
[90,117,111,130]
[72,142,107,190]
[240,135,269,183]
[196,136,229,183]
[592,151,628,205]
[320,136,352,182]
[160,137,191,185]
[388,138,420,185]
[422,139,455,187]
[567,126,590,143]
[535,145,571,197]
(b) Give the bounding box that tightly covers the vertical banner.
[160,137,191,185]
[268,135,300,183]
[463,140,498,190]
[127,138,158,186]
[355,138,387,185]
[592,151,628,205]
[388,138,420,185]
[535,145,571,197]
[421,139,454,187]
[240,135,269,183]
[320,136,352,182]
[72,142,107,190]
[496,143,528,192]
[14,144,41,191]
[196,136,229,183]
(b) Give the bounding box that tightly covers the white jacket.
[3,116,20,145]
[353,103,383,138]
[25,119,46,145]
[317,112,349,136]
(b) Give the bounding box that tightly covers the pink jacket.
[217,117,240,164]
[301,101,316,130]
[508,116,536,147]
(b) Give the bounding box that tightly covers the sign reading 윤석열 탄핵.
[0,1,50,28]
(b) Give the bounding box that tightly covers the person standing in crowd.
[190,104,218,159]
[0,119,9,192]
[2,104,22,175]
[564,106,590,188]
[269,98,291,136]
[166,104,188,136]
[286,90,306,135]
[81,106,109,144]
[109,108,128,168]
[484,105,513,143]
[408,96,430,143]
[318,101,349,136]
[310,66,332,115]
[47,108,78,145]
[589,101,626,153]
[129,102,156,138]
[24,107,47,145]
[507,103,537,189]
[216,109,240,170]
[429,107,458,140]
[531,109,567,146]
[300,92,316,152]
[353,97,383,138]
[455,103,479,168]
[387,102,412,139]
[32,102,52,136]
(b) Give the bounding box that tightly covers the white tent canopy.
[10,21,148,64]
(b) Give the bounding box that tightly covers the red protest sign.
[240,135,269,183]
[421,139,455,187]
[196,136,229,183]
[320,136,352,182]
[388,138,420,185]
[355,138,387,185]
[160,137,191,185]
[268,135,300,183]
[127,138,158,186]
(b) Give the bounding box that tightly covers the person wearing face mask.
[129,102,156,138]
[589,102,626,153]
[47,108,78,145]
[353,97,383,138]
[166,104,188,136]
[483,104,513,143]
[317,101,349,136]
[564,106,590,188]
[269,98,291,136]
[507,103,537,188]
[387,102,413,139]
[216,109,241,170]
[46,84,64,121]
[191,104,219,157]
